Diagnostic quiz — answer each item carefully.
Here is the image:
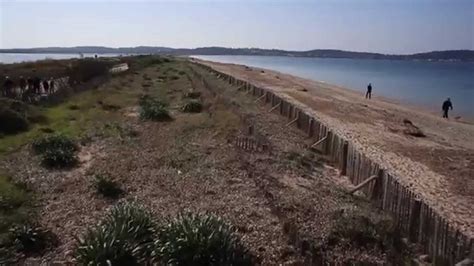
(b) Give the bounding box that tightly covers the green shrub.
[139,96,171,121]
[154,213,252,266]
[32,134,78,154]
[327,208,394,249]
[75,202,156,266]
[68,59,112,83]
[0,108,29,134]
[9,224,56,255]
[181,100,203,113]
[94,175,123,199]
[32,134,78,168]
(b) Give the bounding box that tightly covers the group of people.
[2,76,56,99]
[365,83,454,119]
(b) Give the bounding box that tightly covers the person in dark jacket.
[49,78,55,93]
[442,98,453,118]
[42,80,50,94]
[3,76,14,97]
[27,77,34,93]
[33,77,41,94]
[19,76,27,95]
[366,83,372,99]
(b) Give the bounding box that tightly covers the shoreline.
[194,58,474,238]
[190,55,474,121]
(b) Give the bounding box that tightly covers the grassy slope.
[0,56,177,250]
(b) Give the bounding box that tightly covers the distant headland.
[1,46,473,62]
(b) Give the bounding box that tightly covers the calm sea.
[0,53,126,64]
[193,55,474,117]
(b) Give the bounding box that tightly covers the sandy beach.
[196,59,474,239]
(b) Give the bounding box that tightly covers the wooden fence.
[194,62,474,265]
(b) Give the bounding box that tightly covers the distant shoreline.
[1,46,473,62]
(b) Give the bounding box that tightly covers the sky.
[0,0,473,54]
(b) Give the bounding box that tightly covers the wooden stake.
[285,111,300,127]
[255,92,266,103]
[350,175,378,194]
[268,101,282,113]
[310,136,327,149]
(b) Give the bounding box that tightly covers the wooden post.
[286,111,299,127]
[324,130,333,154]
[308,118,314,137]
[341,141,349,175]
[371,169,384,201]
[409,199,422,242]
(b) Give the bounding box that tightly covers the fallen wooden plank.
[310,136,327,149]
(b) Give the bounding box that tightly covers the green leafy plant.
[154,213,253,266]
[139,95,171,121]
[32,134,78,168]
[94,175,123,199]
[75,202,156,265]
[181,100,203,113]
[9,224,56,255]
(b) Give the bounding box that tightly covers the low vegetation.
[155,213,253,265]
[8,224,56,255]
[75,202,252,265]
[75,202,156,265]
[94,174,123,199]
[139,95,171,121]
[32,134,79,168]
[181,100,203,113]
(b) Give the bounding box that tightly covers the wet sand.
[196,59,474,239]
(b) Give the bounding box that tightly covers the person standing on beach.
[442,98,453,118]
[366,83,372,99]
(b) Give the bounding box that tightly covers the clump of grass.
[154,213,253,265]
[75,202,156,265]
[181,100,203,113]
[68,104,80,110]
[327,207,394,249]
[32,134,79,168]
[94,175,123,199]
[184,91,201,99]
[139,95,171,121]
[9,224,56,255]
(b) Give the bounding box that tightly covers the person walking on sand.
[442,98,453,119]
[366,83,372,99]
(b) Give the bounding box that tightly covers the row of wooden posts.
[194,62,473,265]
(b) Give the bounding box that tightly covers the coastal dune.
[195,58,474,240]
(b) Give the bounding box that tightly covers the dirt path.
[195,59,474,239]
